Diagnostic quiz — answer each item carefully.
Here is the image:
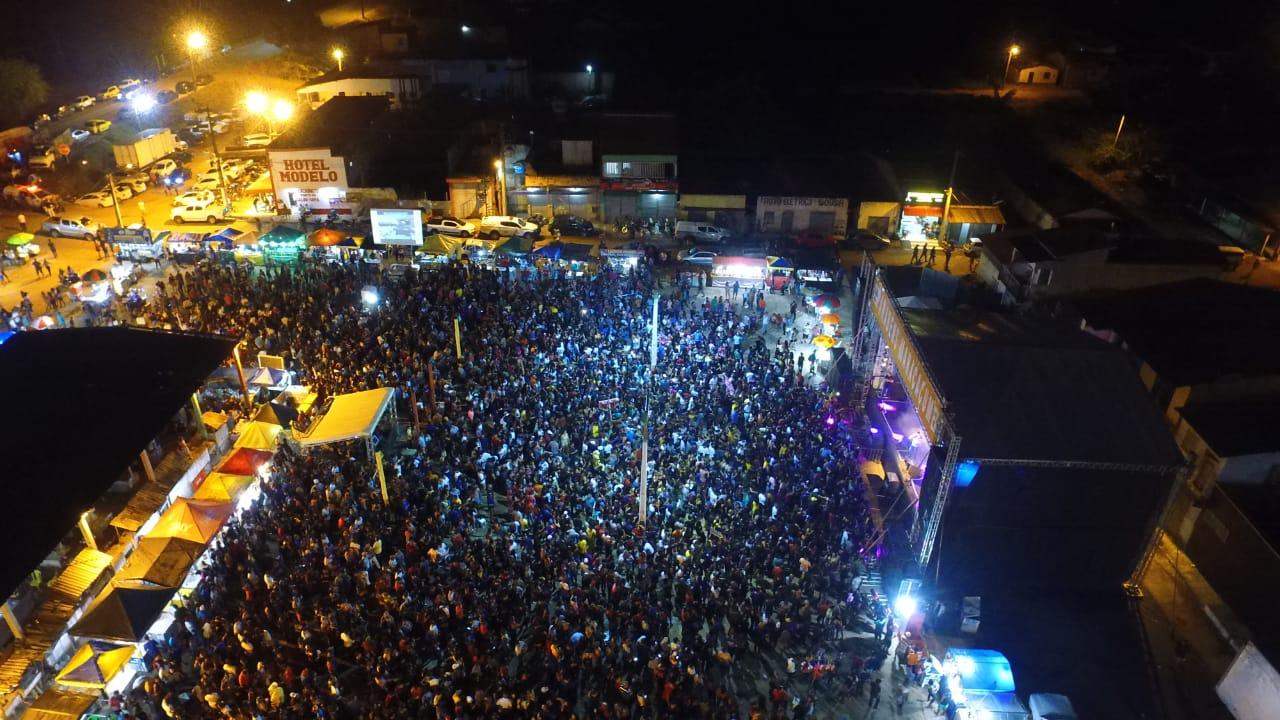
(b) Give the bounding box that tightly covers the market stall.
[216,447,274,476]
[160,231,210,264]
[69,580,178,643]
[294,387,396,454]
[711,256,768,287]
[258,225,307,264]
[105,226,163,261]
[600,248,643,272]
[114,536,204,587]
[192,472,254,502]
[205,223,262,265]
[232,420,283,450]
[19,688,98,720]
[940,648,1030,720]
[149,497,234,544]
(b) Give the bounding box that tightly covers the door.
[780,211,794,232]
[809,211,836,233]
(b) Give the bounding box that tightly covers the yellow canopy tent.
[150,498,233,544]
[232,420,282,450]
[192,472,254,502]
[115,535,205,587]
[54,640,135,689]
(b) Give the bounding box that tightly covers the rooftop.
[1179,396,1280,457]
[0,328,236,598]
[271,95,392,157]
[1072,278,1280,386]
[982,226,1228,267]
[900,308,1184,468]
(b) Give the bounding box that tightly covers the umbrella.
[813,335,838,349]
[55,640,135,689]
[308,227,346,247]
[813,294,841,310]
[115,536,204,587]
[820,313,841,325]
[32,315,57,330]
[6,232,34,246]
[82,268,109,283]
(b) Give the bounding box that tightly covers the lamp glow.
[894,594,918,618]
[131,94,157,114]
[186,30,208,51]
[245,91,268,115]
[271,99,294,122]
[361,288,379,306]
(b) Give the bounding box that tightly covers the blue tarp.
[947,648,1016,693]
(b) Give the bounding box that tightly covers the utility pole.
[1112,114,1126,150]
[936,150,959,248]
[106,172,124,227]
[204,110,230,209]
[639,293,659,526]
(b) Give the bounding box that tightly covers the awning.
[217,447,273,476]
[70,580,177,642]
[494,237,533,255]
[308,227,347,247]
[202,410,229,432]
[55,640,135,689]
[946,648,1016,693]
[420,233,463,256]
[254,402,299,427]
[296,387,395,447]
[115,535,204,587]
[904,205,943,217]
[150,497,233,544]
[192,472,254,502]
[47,548,112,600]
[20,689,98,720]
[232,420,282,450]
[948,205,1006,225]
[109,482,172,532]
[207,225,259,247]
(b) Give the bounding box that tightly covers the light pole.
[638,293,659,526]
[1002,44,1021,88]
[332,48,345,72]
[586,63,594,94]
[494,158,507,216]
[186,31,208,85]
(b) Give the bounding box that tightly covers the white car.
[72,95,96,109]
[426,216,476,237]
[192,176,221,192]
[15,242,42,259]
[680,249,718,266]
[75,191,114,208]
[147,159,178,178]
[170,202,225,224]
[479,215,540,240]
[119,177,147,194]
[172,189,216,207]
[70,129,91,142]
[28,147,56,170]
[110,183,135,200]
[241,133,272,148]
[41,216,100,240]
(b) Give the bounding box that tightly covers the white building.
[296,73,422,110]
[755,196,848,235]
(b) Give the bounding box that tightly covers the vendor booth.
[149,498,233,545]
[54,641,133,690]
[600,248,644,272]
[19,688,98,720]
[232,420,283,451]
[105,227,163,261]
[711,256,768,287]
[258,225,307,264]
[160,231,209,264]
[192,472,254,502]
[295,387,396,455]
[114,536,203,587]
[205,224,262,265]
[940,648,1030,720]
[533,242,597,276]
[69,580,178,643]
[307,227,365,263]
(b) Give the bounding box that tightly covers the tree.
[0,59,49,127]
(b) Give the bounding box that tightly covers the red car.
[791,230,837,248]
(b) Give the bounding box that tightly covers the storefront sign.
[268,148,349,203]
[869,276,944,443]
[102,227,153,246]
[757,196,848,210]
[905,191,945,204]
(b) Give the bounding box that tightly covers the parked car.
[840,231,892,251]
[99,85,121,101]
[85,119,111,134]
[147,159,179,179]
[195,73,214,86]
[175,81,195,95]
[192,176,222,192]
[479,215,540,240]
[172,189,216,207]
[119,176,148,194]
[72,95,96,109]
[240,133,272,148]
[117,171,150,187]
[156,90,178,104]
[75,191,114,208]
[41,216,100,240]
[4,185,61,211]
[170,201,224,224]
[791,229,837,249]
[175,128,204,146]
[549,215,598,237]
[680,249,718,265]
[28,146,56,170]
[70,128,91,142]
[426,216,476,237]
[675,220,729,244]
[118,78,143,93]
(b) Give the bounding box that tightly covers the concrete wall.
[1025,254,1228,299]
[756,196,849,234]
[857,201,900,235]
[297,77,419,109]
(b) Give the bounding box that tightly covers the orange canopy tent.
[150,498,233,544]
[192,472,254,502]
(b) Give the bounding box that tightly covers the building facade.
[755,196,848,235]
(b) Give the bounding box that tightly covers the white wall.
[297,77,419,109]
[755,197,849,234]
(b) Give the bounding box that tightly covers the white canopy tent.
[295,387,396,454]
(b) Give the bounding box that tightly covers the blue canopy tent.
[533,243,563,260]
[945,648,1016,692]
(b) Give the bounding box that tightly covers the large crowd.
[130,259,882,719]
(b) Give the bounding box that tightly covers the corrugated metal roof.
[109,483,171,532]
[948,205,1005,225]
[47,549,112,601]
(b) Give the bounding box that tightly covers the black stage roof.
[901,309,1184,468]
[1072,278,1280,387]
[0,328,235,598]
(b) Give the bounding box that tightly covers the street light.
[186,30,209,85]
[1003,44,1021,87]
[130,93,157,130]
[271,99,294,123]
[245,90,268,116]
[331,47,345,72]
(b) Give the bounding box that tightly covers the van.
[675,220,729,244]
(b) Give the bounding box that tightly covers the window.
[763,211,775,227]
[603,161,621,177]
